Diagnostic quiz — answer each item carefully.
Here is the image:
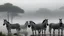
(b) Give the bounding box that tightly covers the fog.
[0,0,64,11]
[0,0,64,36]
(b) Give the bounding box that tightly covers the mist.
[0,0,64,36]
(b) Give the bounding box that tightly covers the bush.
[0,32,2,36]
[0,32,6,36]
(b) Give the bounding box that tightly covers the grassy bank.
[0,32,6,36]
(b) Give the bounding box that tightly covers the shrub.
[0,32,6,36]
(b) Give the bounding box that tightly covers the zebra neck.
[59,23,62,27]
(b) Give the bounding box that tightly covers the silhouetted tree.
[0,3,24,23]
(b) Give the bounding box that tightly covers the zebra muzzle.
[28,25,30,28]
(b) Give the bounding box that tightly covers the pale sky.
[0,0,64,11]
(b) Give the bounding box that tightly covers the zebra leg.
[35,30,36,36]
[16,29,20,36]
[32,30,34,36]
[61,28,63,36]
[53,29,55,36]
[42,29,43,36]
[49,29,51,36]
[18,29,20,36]
[39,30,41,36]
[8,30,9,36]
[38,30,41,36]
[38,30,39,36]
[25,33,28,36]
[58,29,60,36]
[44,29,46,36]
[16,29,18,36]
[8,29,12,36]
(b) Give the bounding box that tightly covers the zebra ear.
[3,19,7,21]
[46,19,48,20]
[59,18,62,20]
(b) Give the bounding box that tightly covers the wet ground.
[30,34,64,36]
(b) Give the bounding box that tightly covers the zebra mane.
[30,21,36,24]
[4,19,10,24]
[42,19,46,23]
[7,21,10,24]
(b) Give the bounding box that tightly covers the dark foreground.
[30,34,64,36]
